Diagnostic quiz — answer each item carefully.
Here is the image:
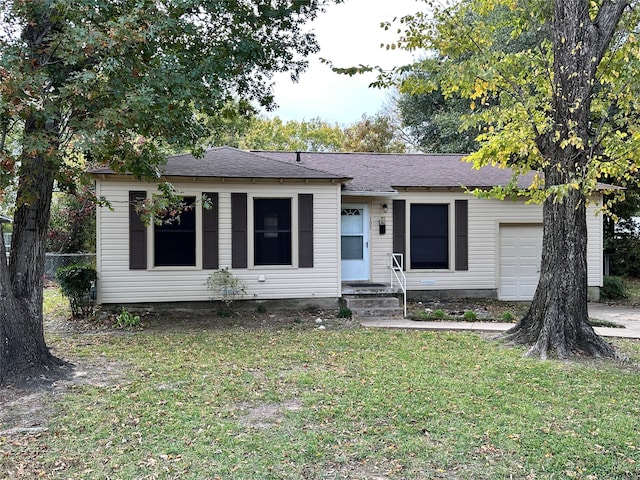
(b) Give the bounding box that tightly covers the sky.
[268,0,424,125]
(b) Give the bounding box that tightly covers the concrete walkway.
[360,303,640,339]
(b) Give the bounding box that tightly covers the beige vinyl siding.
[368,191,603,292]
[95,178,341,304]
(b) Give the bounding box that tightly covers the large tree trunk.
[502,185,617,359]
[0,7,69,385]
[0,124,65,385]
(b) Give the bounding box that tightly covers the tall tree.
[343,113,407,153]
[239,116,346,152]
[381,0,640,358]
[0,0,336,384]
[397,88,479,153]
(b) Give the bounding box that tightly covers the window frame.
[152,196,198,268]
[252,197,293,267]
[409,203,451,271]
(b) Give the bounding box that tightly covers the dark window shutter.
[392,200,406,270]
[129,191,147,270]
[231,193,247,268]
[298,194,314,268]
[455,199,469,271]
[202,193,219,269]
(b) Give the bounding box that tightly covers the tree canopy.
[343,113,407,153]
[0,0,338,384]
[397,88,479,153]
[237,116,346,152]
[201,113,408,153]
[388,0,640,202]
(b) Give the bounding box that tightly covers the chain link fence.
[44,253,96,281]
[3,252,96,281]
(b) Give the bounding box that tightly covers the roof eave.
[342,190,399,197]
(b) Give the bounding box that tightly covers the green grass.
[43,284,71,319]
[2,324,640,479]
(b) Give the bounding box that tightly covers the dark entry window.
[254,198,291,265]
[410,204,449,269]
[154,197,196,267]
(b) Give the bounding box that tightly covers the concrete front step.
[344,296,401,309]
[343,294,404,317]
[351,306,405,317]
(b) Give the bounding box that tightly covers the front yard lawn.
[1,311,639,479]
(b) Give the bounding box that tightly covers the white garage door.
[499,224,543,300]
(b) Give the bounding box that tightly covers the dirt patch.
[408,298,530,321]
[0,355,128,437]
[236,398,303,430]
[46,304,358,334]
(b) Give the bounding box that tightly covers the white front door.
[341,204,370,281]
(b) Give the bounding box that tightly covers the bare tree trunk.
[502,186,617,359]
[0,122,65,385]
[0,7,70,385]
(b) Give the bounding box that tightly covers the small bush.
[463,310,478,321]
[337,306,353,319]
[410,310,431,321]
[601,276,627,299]
[501,311,516,322]
[205,268,246,315]
[256,304,267,314]
[432,309,446,320]
[56,263,97,318]
[114,308,141,328]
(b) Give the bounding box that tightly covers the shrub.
[432,309,446,320]
[410,310,431,321]
[501,311,515,322]
[463,310,478,321]
[114,308,141,328]
[205,268,246,313]
[56,263,97,318]
[256,303,267,314]
[601,276,627,299]
[337,306,353,319]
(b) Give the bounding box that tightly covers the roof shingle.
[90,146,537,191]
[255,151,533,192]
[90,146,349,182]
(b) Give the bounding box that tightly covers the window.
[154,197,196,267]
[341,208,364,260]
[410,204,449,269]
[254,198,291,265]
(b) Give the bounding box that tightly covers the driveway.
[588,303,640,339]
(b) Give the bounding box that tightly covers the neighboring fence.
[44,253,96,281]
[3,252,95,280]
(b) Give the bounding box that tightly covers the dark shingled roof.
[255,151,534,192]
[90,146,349,182]
[90,146,541,191]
